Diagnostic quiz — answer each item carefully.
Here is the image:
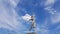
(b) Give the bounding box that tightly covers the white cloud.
[51,12,60,24]
[40,0,56,7]
[44,7,56,14]
[43,9,60,24]
[40,29,49,34]
[36,25,49,34]
[56,25,60,29]
[0,0,26,34]
[44,0,60,24]
[22,14,31,21]
[43,0,57,14]
[8,0,20,8]
[45,0,56,6]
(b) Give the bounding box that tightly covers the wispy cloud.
[44,7,56,14]
[36,24,49,34]
[43,0,60,24]
[0,0,26,34]
[51,12,60,24]
[42,0,57,14]
[45,0,56,6]
[40,0,57,7]
[9,0,20,8]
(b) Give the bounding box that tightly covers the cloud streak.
[43,0,60,24]
[0,0,26,34]
[45,0,56,6]
[51,12,60,24]
[9,0,20,8]
[44,7,56,14]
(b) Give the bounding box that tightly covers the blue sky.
[0,0,60,34]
